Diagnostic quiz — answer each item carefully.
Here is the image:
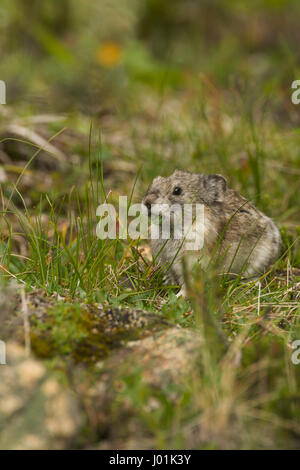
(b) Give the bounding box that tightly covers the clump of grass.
[0,127,170,308]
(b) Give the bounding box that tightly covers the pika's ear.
[200,174,227,204]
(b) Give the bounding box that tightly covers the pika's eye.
[172,187,182,196]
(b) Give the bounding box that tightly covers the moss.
[30,333,55,359]
[30,302,169,367]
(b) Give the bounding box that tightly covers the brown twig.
[21,286,31,358]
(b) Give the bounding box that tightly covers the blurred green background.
[1,0,300,118]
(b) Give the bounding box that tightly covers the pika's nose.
[144,199,152,214]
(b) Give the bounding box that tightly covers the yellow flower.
[96,42,122,67]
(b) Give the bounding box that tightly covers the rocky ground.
[0,286,203,449]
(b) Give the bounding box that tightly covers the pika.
[142,170,282,297]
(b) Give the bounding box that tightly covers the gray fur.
[142,170,282,297]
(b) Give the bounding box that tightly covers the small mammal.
[143,170,282,297]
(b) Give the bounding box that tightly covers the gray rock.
[0,342,84,450]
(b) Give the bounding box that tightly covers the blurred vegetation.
[0,0,300,115]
